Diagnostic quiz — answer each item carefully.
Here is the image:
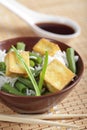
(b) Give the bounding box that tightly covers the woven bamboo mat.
[0,0,87,130]
[0,72,87,130]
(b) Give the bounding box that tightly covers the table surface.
[0,0,87,130]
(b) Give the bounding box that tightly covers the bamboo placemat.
[0,0,87,130]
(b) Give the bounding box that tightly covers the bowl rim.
[0,36,84,99]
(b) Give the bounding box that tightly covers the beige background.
[0,0,87,129]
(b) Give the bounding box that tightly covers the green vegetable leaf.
[39,51,48,91]
[0,62,6,73]
[12,46,40,96]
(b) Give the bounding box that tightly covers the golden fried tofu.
[44,59,75,92]
[5,54,11,76]
[33,38,60,56]
[5,51,29,76]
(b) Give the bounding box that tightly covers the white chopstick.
[17,113,87,120]
[0,114,78,128]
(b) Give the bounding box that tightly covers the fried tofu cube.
[5,51,29,76]
[44,59,75,92]
[33,38,60,56]
[5,54,11,76]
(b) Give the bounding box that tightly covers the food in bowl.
[0,38,78,96]
[0,37,84,113]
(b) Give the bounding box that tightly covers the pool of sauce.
[36,22,75,35]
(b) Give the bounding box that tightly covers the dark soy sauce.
[36,22,75,35]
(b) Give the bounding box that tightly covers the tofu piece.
[5,54,12,76]
[5,51,29,76]
[44,59,75,92]
[33,38,60,56]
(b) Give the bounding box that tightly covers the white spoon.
[0,0,80,42]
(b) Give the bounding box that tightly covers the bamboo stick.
[17,113,87,120]
[0,114,78,128]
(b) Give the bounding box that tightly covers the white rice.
[75,55,79,62]
[48,50,79,67]
[29,56,37,60]
[0,49,6,62]
[35,65,42,71]
[0,72,17,89]
[48,50,68,66]
[26,89,35,96]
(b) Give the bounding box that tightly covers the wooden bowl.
[0,37,84,113]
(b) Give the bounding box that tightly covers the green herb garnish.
[39,51,48,91]
[12,46,40,96]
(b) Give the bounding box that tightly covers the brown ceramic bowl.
[0,37,84,114]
